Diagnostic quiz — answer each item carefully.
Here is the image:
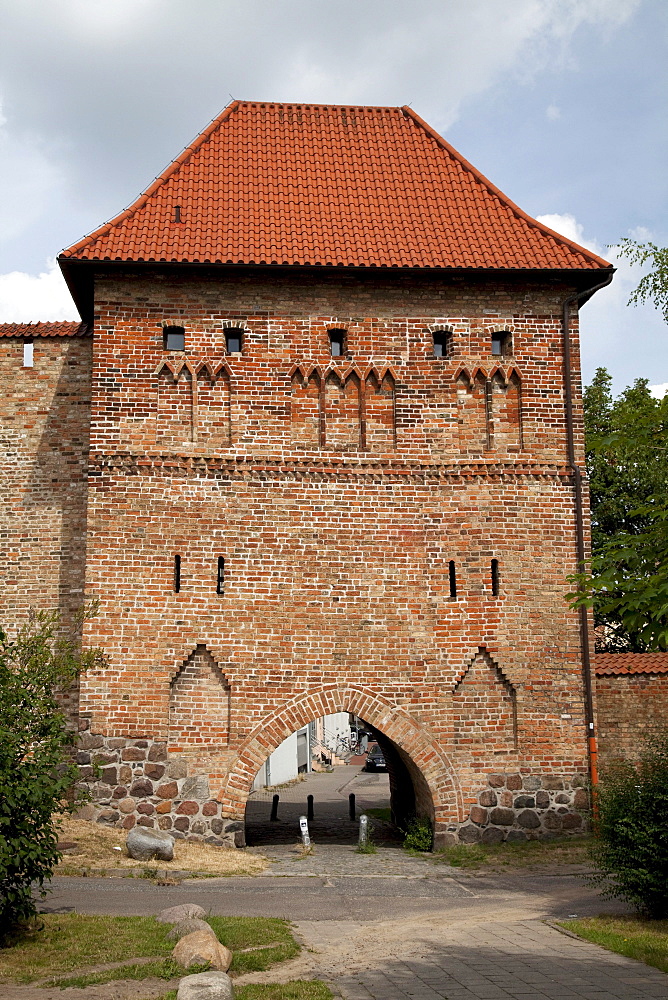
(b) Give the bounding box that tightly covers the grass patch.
[0,915,173,983]
[561,915,668,975]
[207,917,299,974]
[50,958,193,989]
[435,835,593,871]
[364,807,392,823]
[237,984,335,1000]
[54,815,268,877]
[0,914,299,985]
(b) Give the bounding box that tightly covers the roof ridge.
[60,100,242,259]
[401,106,610,271]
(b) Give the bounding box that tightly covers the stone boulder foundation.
[177,971,234,999]
[168,918,217,942]
[158,903,207,924]
[126,826,175,861]
[173,930,232,971]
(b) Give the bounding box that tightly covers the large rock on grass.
[158,902,207,924]
[173,930,232,971]
[168,918,217,941]
[126,826,174,862]
[177,971,234,999]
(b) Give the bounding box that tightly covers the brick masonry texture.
[595,671,668,762]
[2,267,613,844]
[60,268,595,845]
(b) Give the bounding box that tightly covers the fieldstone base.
[435,771,589,848]
[74,733,243,846]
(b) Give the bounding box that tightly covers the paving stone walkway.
[314,919,668,1000]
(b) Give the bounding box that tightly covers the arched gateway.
[221,685,464,841]
[3,102,610,849]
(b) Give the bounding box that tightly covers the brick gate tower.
[3,102,613,847]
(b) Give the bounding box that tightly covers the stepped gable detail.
[59,101,610,273]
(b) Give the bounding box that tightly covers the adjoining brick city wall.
[595,654,668,763]
[0,328,91,725]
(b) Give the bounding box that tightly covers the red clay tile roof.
[0,321,90,338]
[60,102,611,272]
[595,653,668,676]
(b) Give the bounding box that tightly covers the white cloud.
[650,383,668,398]
[546,104,561,120]
[536,212,667,390]
[0,260,79,322]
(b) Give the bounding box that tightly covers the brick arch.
[220,684,464,831]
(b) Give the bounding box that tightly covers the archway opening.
[243,714,434,848]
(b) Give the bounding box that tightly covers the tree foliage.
[0,609,104,937]
[591,730,668,918]
[568,369,668,650]
[616,238,668,323]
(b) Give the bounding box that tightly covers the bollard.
[307,794,314,821]
[349,792,356,821]
[270,793,279,821]
[358,813,369,847]
[299,814,311,848]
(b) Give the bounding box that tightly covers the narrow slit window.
[448,560,457,599]
[174,554,181,593]
[432,330,452,358]
[491,559,499,596]
[23,340,34,367]
[491,330,512,357]
[216,556,225,595]
[329,329,345,357]
[225,328,243,354]
[174,205,181,223]
[163,325,185,351]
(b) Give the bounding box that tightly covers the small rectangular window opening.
[448,560,457,599]
[432,330,452,358]
[174,554,181,593]
[216,556,225,595]
[491,558,500,596]
[225,329,243,354]
[329,329,345,357]
[163,325,185,351]
[491,330,512,357]
[174,205,181,223]
[23,340,34,367]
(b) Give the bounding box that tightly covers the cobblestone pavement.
[318,918,668,1000]
[246,765,395,846]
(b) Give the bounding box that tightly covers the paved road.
[40,768,668,999]
[42,865,668,999]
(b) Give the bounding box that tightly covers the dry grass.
[55,816,268,877]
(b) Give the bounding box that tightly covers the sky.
[0,0,665,395]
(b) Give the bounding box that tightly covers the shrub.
[0,608,104,938]
[591,730,668,918]
[402,817,433,852]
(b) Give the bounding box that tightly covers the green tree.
[616,239,668,322]
[591,730,668,918]
[570,369,668,650]
[0,609,104,937]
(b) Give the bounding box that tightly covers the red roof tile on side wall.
[595,653,668,676]
[0,322,90,338]
[59,102,612,272]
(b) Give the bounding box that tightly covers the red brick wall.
[596,672,668,762]
[0,334,91,722]
[65,268,592,844]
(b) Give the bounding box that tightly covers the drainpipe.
[561,273,613,805]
